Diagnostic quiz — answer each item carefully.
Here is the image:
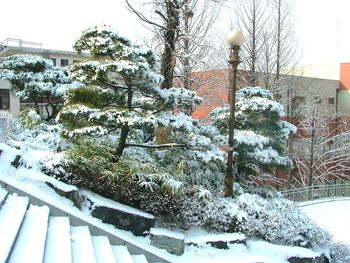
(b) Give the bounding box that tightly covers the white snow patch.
[0,194,29,262]
[9,204,50,263]
[300,199,350,245]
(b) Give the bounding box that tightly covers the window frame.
[0,89,10,110]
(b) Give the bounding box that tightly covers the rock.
[91,205,155,236]
[185,232,246,249]
[11,155,21,168]
[150,228,185,255]
[80,190,155,236]
[288,253,329,263]
[46,182,82,208]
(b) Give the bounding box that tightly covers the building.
[0,38,88,115]
[191,63,350,121]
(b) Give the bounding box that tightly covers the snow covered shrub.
[179,196,246,232]
[237,193,332,247]
[0,110,21,143]
[211,87,296,181]
[330,242,350,263]
[18,108,41,128]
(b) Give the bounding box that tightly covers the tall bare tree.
[290,104,350,190]
[125,0,182,89]
[235,0,268,87]
[125,0,224,93]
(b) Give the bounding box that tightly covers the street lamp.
[224,30,244,197]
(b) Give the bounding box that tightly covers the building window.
[0,89,10,110]
[50,58,56,66]
[328,97,335,104]
[73,60,80,63]
[61,59,69,67]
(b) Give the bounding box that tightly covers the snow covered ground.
[300,198,350,245]
[0,141,327,263]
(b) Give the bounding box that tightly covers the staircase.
[0,186,162,263]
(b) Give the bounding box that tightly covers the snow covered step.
[92,236,116,263]
[132,254,149,263]
[8,204,50,263]
[71,226,97,263]
[0,194,29,263]
[112,245,134,263]
[44,216,72,263]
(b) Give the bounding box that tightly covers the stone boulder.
[81,190,155,236]
[150,228,185,255]
[288,254,330,263]
[45,181,82,208]
[185,232,246,249]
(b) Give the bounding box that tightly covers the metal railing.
[0,38,43,52]
[281,183,350,202]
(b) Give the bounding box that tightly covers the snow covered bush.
[211,87,296,181]
[0,54,80,120]
[178,196,246,232]
[0,110,21,143]
[237,193,332,248]
[18,108,42,128]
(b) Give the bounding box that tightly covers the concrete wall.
[337,90,350,115]
[0,79,20,114]
[291,63,340,80]
[279,76,339,116]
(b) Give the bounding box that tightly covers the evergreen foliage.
[211,87,296,180]
[0,55,79,120]
[59,25,202,159]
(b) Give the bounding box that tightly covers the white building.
[0,38,88,115]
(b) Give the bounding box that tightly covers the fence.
[280,183,350,202]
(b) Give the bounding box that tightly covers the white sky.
[1,0,350,65]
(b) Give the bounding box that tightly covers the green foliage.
[65,86,123,108]
[211,87,296,179]
[18,108,42,128]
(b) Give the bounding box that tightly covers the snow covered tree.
[0,55,78,120]
[211,87,296,182]
[58,25,202,160]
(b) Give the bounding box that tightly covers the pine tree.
[0,55,77,120]
[211,87,296,181]
[58,25,202,160]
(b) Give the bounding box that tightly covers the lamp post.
[224,30,244,197]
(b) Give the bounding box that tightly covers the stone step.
[0,194,29,263]
[132,254,149,263]
[71,226,96,263]
[44,216,72,263]
[8,204,50,263]
[112,245,134,263]
[91,235,116,263]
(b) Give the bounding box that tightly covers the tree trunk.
[115,126,129,159]
[160,1,180,89]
